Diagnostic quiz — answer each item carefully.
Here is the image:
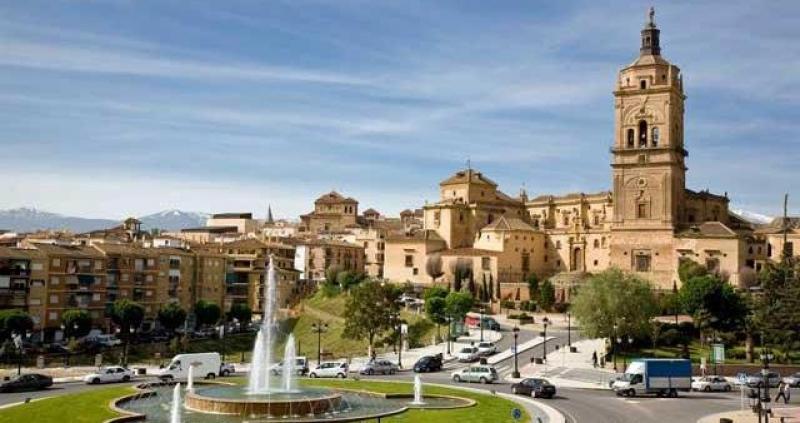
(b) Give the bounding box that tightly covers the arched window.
[638,120,648,147]
[640,80,647,89]
[627,129,635,148]
[593,239,600,248]
[556,240,562,249]
[652,127,660,147]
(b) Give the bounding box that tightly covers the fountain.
[119,257,473,422]
[170,383,181,423]
[186,365,194,392]
[410,375,425,405]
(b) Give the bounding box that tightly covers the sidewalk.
[514,338,614,389]
[698,407,800,423]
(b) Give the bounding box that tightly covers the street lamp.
[566,312,571,349]
[511,326,521,378]
[541,316,550,363]
[445,315,452,356]
[390,313,404,369]
[612,323,619,372]
[217,323,226,362]
[12,331,32,376]
[479,307,486,342]
[311,321,328,367]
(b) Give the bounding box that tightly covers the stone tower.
[609,8,686,286]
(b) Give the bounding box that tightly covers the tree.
[678,274,747,333]
[423,285,448,302]
[111,299,145,333]
[539,280,556,311]
[342,282,399,358]
[678,259,708,283]
[425,296,447,341]
[194,300,221,327]
[451,259,472,292]
[527,274,540,303]
[425,254,444,285]
[226,303,252,325]
[571,268,658,339]
[752,261,800,358]
[336,271,366,293]
[157,303,187,338]
[0,310,33,340]
[445,291,474,322]
[61,309,92,339]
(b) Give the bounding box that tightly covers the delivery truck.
[612,358,692,397]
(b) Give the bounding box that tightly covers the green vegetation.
[0,309,33,340]
[0,385,135,423]
[194,300,221,327]
[343,282,401,358]
[156,303,186,337]
[61,309,92,339]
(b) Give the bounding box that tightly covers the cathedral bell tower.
[611,7,686,231]
[609,8,686,285]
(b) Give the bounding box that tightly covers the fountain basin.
[184,386,341,417]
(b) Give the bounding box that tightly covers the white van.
[158,352,221,381]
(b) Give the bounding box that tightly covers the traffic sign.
[511,408,522,421]
[712,344,725,364]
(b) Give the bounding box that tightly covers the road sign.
[712,344,725,364]
[511,408,522,421]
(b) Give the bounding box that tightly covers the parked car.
[464,315,501,331]
[360,359,399,375]
[476,342,497,356]
[732,372,749,387]
[84,366,133,384]
[413,355,443,373]
[451,365,498,384]
[219,363,235,377]
[44,343,71,355]
[91,334,122,347]
[269,357,309,376]
[309,361,348,379]
[691,376,732,392]
[746,371,781,388]
[0,374,53,392]
[782,372,800,388]
[457,347,480,363]
[158,352,222,381]
[511,378,557,398]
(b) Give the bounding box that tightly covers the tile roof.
[678,222,738,238]
[439,247,500,257]
[754,217,800,235]
[0,246,45,259]
[314,191,358,204]
[31,243,105,258]
[92,242,159,257]
[439,169,497,187]
[386,229,445,243]
[482,216,538,232]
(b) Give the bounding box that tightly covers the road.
[0,324,757,423]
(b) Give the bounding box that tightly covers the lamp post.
[758,336,774,423]
[446,315,452,356]
[217,323,226,362]
[612,323,619,372]
[511,326,520,378]
[13,331,32,376]
[567,312,571,349]
[479,307,486,342]
[541,316,550,363]
[311,321,328,367]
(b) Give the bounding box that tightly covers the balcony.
[0,290,27,307]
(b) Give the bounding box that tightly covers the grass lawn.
[617,341,800,366]
[0,378,529,423]
[0,385,135,423]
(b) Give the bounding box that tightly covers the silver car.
[746,371,781,388]
[359,359,399,375]
[782,372,800,388]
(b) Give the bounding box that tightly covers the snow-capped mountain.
[731,208,773,224]
[0,207,116,233]
[139,210,208,231]
[0,208,209,233]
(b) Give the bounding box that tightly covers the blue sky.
[1,0,798,220]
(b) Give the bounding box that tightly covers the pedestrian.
[592,351,598,368]
[776,381,790,404]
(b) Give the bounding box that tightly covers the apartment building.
[291,238,365,282]
[92,243,161,324]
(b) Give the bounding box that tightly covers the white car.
[476,342,497,356]
[451,366,499,384]
[457,347,480,362]
[309,361,348,379]
[91,334,122,347]
[219,363,235,377]
[84,366,133,384]
[692,376,732,392]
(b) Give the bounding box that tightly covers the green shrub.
[501,299,516,310]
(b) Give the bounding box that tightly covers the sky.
[1,0,798,220]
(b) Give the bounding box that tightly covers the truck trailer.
[612,358,692,397]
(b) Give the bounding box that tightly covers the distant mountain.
[731,208,773,224]
[0,207,209,233]
[0,207,116,233]
[139,210,208,231]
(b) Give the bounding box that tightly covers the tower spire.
[640,7,661,56]
[266,204,274,225]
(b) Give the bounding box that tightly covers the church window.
[638,120,648,147]
[601,237,606,247]
[563,216,569,226]
[652,127,660,147]
[705,258,720,274]
[637,202,649,219]
[593,215,600,226]
[640,79,647,89]
[487,214,494,224]
[627,129,635,148]
[404,255,413,267]
[748,246,754,255]
[593,239,600,249]
[556,240,561,249]
[459,212,464,223]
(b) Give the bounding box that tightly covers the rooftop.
[439,168,497,187]
[211,213,253,219]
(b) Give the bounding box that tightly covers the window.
[556,240,562,249]
[635,254,651,272]
[637,202,649,219]
[405,255,414,267]
[412,268,418,275]
[594,260,599,266]
[627,128,635,148]
[706,258,720,274]
[482,257,491,270]
[52,258,61,267]
[49,295,58,304]
[786,242,794,257]
[601,237,607,248]
[51,277,59,285]
[49,312,58,321]
[593,215,600,226]
[652,127,660,147]
[32,262,43,271]
[640,79,647,89]
[638,120,648,147]
[593,239,600,248]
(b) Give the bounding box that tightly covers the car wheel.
[390,369,396,375]
[704,386,712,392]
[337,373,346,379]
[91,378,101,385]
[453,375,461,383]
[628,389,636,398]
[531,390,537,398]
[206,373,216,380]
[725,385,732,392]
[309,373,317,378]
[122,375,130,382]
[512,387,518,394]
[367,369,374,376]
[222,370,230,377]
[479,377,488,384]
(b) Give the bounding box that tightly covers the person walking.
[592,351,598,368]
[775,381,791,404]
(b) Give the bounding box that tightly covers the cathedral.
[383,9,797,301]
